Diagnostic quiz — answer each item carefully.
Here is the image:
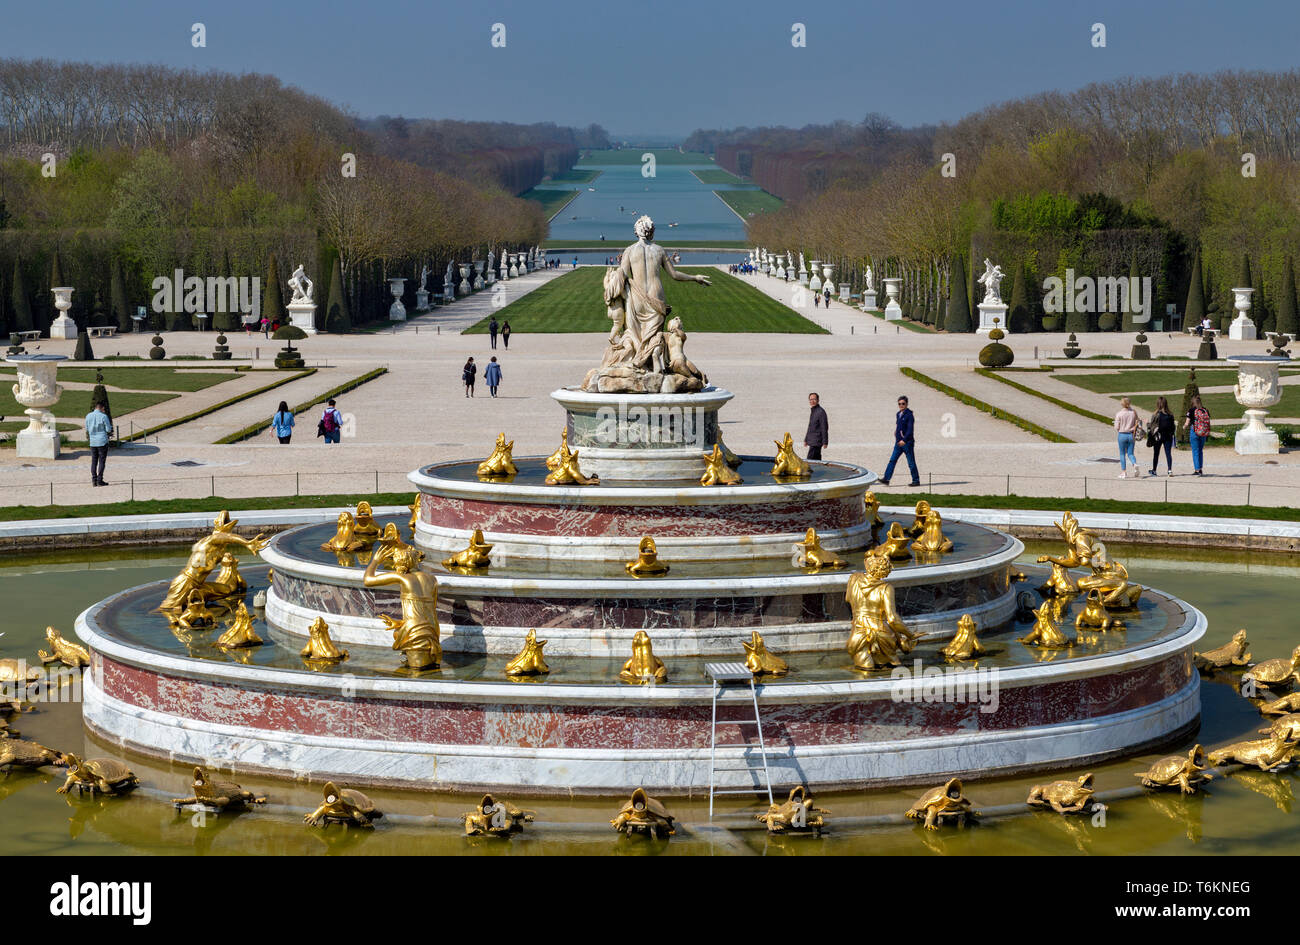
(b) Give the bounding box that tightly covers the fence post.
[49,481,54,506]
[210,475,215,498]
[375,470,379,493]
[1006,474,1010,496]
[1247,482,1251,506]
[296,471,300,496]
[130,478,134,502]
[1084,476,1088,499]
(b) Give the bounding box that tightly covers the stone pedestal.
[838,283,851,302]
[5,353,67,460]
[49,286,77,339]
[415,289,430,312]
[861,290,877,311]
[287,301,318,334]
[977,302,1009,335]
[1228,355,1287,455]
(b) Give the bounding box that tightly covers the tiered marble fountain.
[75,223,1205,796]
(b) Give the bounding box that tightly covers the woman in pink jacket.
[1113,397,1142,479]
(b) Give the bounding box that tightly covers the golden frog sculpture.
[700,443,742,486]
[742,630,788,677]
[159,511,268,612]
[172,766,266,811]
[300,617,348,664]
[904,500,932,538]
[442,527,493,571]
[216,602,263,648]
[870,521,913,561]
[619,630,667,684]
[544,429,600,485]
[206,552,247,601]
[407,495,420,537]
[1019,599,1074,648]
[863,490,885,532]
[1243,645,1300,691]
[304,781,382,827]
[1027,773,1097,814]
[477,432,519,478]
[364,543,440,671]
[624,535,670,576]
[794,527,846,571]
[1136,745,1213,794]
[610,788,675,837]
[910,509,954,555]
[175,591,218,632]
[1194,628,1251,673]
[905,777,976,830]
[37,627,89,668]
[941,614,987,661]
[770,431,811,478]
[351,501,382,550]
[757,785,829,833]
[1074,589,1125,632]
[846,552,918,671]
[1207,733,1299,772]
[320,511,359,555]
[463,794,535,836]
[505,629,549,676]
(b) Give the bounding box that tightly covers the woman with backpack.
[1181,395,1212,476]
[1147,396,1176,476]
[271,400,295,444]
[1113,396,1143,479]
[462,357,477,398]
[319,398,342,444]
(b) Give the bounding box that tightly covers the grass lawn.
[0,367,240,392]
[547,168,602,183]
[521,187,582,219]
[0,420,78,432]
[464,267,828,334]
[716,189,783,218]
[1053,368,1300,394]
[692,168,744,185]
[577,149,714,166]
[1127,386,1300,418]
[0,387,176,419]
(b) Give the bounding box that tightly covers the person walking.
[501,321,511,349]
[260,315,269,338]
[319,399,342,444]
[484,356,502,398]
[271,400,295,444]
[1147,396,1176,476]
[462,357,477,398]
[1113,396,1142,478]
[823,285,832,307]
[1181,394,1212,476]
[489,317,499,350]
[85,402,112,486]
[879,395,920,487]
[803,392,828,460]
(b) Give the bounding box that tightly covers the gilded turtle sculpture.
[1027,773,1097,814]
[610,788,675,837]
[1242,645,1300,691]
[0,738,64,771]
[172,766,267,810]
[304,781,383,827]
[463,794,535,836]
[55,754,139,796]
[757,785,829,833]
[1135,745,1213,794]
[905,777,976,830]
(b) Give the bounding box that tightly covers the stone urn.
[882,278,903,322]
[387,277,407,321]
[458,264,473,296]
[508,255,519,278]
[808,261,822,293]
[5,353,68,458]
[1228,355,1288,454]
[473,260,486,291]
[50,287,77,340]
[1228,287,1257,341]
[822,263,834,286]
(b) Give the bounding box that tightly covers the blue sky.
[3,0,1297,137]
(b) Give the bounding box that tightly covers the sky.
[3,0,1299,138]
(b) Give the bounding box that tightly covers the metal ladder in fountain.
[705,662,775,819]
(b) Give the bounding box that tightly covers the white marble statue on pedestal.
[976,258,1009,334]
[286,265,318,333]
[415,264,431,312]
[288,264,315,304]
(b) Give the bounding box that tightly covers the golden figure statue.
[624,535,670,576]
[37,627,90,668]
[55,755,139,797]
[303,781,382,827]
[1075,589,1125,632]
[771,432,812,478]
[905,778,976,830]
[941,614,987,661]
[364,544,441,671]
[175,591,217,632]
[1259,693,1300,718]
[206,552,248,601]
[870,522,913,561]
[1136,745,1213,794]
[610,788,675,837]
[505,629,549,676]
[172,767,266,810]
[300,617,348,664]
[1243,645,1300,691]
[216,602,263,648]
[368,523,411,569]
[159,511,268,612]
[1019,599,1074,648]
[758,785,829,833]
[1076,542,1142,609]
[1194,628,1251,673]
[1207,734,1299,772]
[1027,773,1097,814]
[545,429,600,485]
[1038,562,1078,598]
[846,553,918,671]
[619,630,667,684]
[905,500,932,537]
[715,436,742,468]
[351,501,382,549]
[910,509,954,555]
[320,511,359,555]
[863,491,885,529]
[794,527,846,571]
[1039,511,1095,569]
[408,494,420,537]
[700,443,742,486]
[442,527,493,571]
[463,794,535,836]
[477,433,519,478]
[742,630,788,677]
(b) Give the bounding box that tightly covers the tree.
[945,254,971,332]
[213,250,238,332]
[111,258,131,332]
[50,248,64,290]
[1008,261,1031,332]
[73,329,95,361]
[324,256,351,333]
[1277,256,1298,337]
[1122,254,1141,332]
[10,258,33,332]
[1184,248,1205,328]
[262,252,285,327]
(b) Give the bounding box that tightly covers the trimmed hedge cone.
[273,325,306,369]
[978,319,1014,368]
[149,334,166,360]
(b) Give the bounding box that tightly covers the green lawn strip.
[900,367,1074,443]
[0,492,416,523]
[547,169,602,183]
[0,388,175,419]
[119,369,316,443]
[215,367,388,443]
[875,492,1300,524]
[692,168,745,185]
[715,189,783,218]
[0,420,78,432]
[522,188,583,220]
[576,149,713,166]
[542,239,749,250]
[1053,368,1299,395]
[463,267,828,334]
[0,367,241,393]
[975,368,1112,425]
[1126,387,1300,418]
[860,308,932,333]
[1209,423,1300,448]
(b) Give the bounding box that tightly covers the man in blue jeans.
[85,402,112,486]
[879,395,920,487]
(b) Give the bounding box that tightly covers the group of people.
[802,392,920,487]
[1113,395,1213,477]
[461,356,504,398]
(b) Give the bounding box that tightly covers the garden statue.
[624,535,670,576]
[216,602,263,648]
[940,614,986,661]
[300,616,348,663]
[442,528,493,571]
[610,788,675,837]
[1026,773,1097,814]
[846,552,917,670]
[771,431,812,478]
[794,527,846,571]
[905,778,976,830]
[287,264,314,304]
[477,433,518,478]
[1136,745,1213,794]
[37,627,90,668]
[159,511,268,612]
[463,795,534,836]
[364,544,441,670]
[544,429,600,485]
[758,785,829,833]
[304,781,382,827]
[505,629,550,676]
[619,630,667,684]
[741,630,788,677]
[172,767,267,811]
[700,443,742,486]
[978,258,1004,304]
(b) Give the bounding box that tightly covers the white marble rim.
[263,528,1023,597]
[908,506,1300,540]
[76,582,1203,707]
[550,386,735,409]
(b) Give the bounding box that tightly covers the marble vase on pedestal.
[458,265,472,296]
[473,261,485,290]
[808,261,823,293]
[882,278,902,321]
[387,278,407,321]
[49,287,78,340]
[1228,287,1257,341]
[1228,355,1287,454]
[6,354,67,459]
[977,302,1009,335]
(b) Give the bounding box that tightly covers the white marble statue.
[287,264,314,304]
[419,264,430,292]
[978,258,1004,305]
[865,267,874,293]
